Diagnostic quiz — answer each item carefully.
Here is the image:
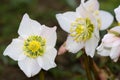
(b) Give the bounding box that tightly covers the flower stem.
[39,70,44,80]
[89,57,100,80]
[83,52,93,80]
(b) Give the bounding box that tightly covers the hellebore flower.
[3,14,57,77]
[97,6,120,62]
[56,0,113,57]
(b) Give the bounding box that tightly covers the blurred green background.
[0,0,120,80]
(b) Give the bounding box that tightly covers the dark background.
[0,0,120,80]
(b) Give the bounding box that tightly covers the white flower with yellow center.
[56,0,113,57]
[97,5,120,62]
[3,14,57,77]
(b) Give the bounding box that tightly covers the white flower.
[76,0,113,30]
[56,0,113,57]
[3,14,57,77]
[97,5,120,62]
[97,26,120,62]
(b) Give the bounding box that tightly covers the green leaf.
[76,50,83,58]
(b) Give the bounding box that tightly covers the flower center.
[23,35,46,58]
[28,41,41,52]
[70,18,94,42]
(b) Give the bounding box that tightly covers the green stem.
[39,70,44,80]
[89,57,100,80]
[83,52,93,80]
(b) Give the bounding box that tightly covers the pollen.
[70,18,94,42]
[23,35,46,58]
[28,41,41,53]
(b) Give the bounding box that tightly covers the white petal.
[3,39,24,61]
[97,48,111,56]
[114,5,120,22]
[102,34,115,43]
[102,33,119,47]
[76,4,88,18]
[77,0,99,12]
[66,35,84,53]
[44,47,57,61]
[99,10,113,30]
[86,0,99,11]
[18,53,26,61]
[18,57,41,77]
[97,43,111,56]
[110,26,120,34]
[113,58,119,62]
[40,25,57,47]
[37,47,57,70]
[113,39,120,47]
[94,25,100,39]
[56,11,77,33]
[18,13,42,37]
[76,1,98,27]
[85,34,99,57]
[110,46,120,62]
[97,43,104,51]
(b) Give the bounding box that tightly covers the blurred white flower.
[56,0,113,57]
[3,14,57,77]
[97,6,120,62]
[97,27,120,62]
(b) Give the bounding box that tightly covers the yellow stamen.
[70,18,94,42]
[94,10,99,16]
[93,10,101,29]
[97,19,101,29]
[28,41,41,53]
[23,35,46,58]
